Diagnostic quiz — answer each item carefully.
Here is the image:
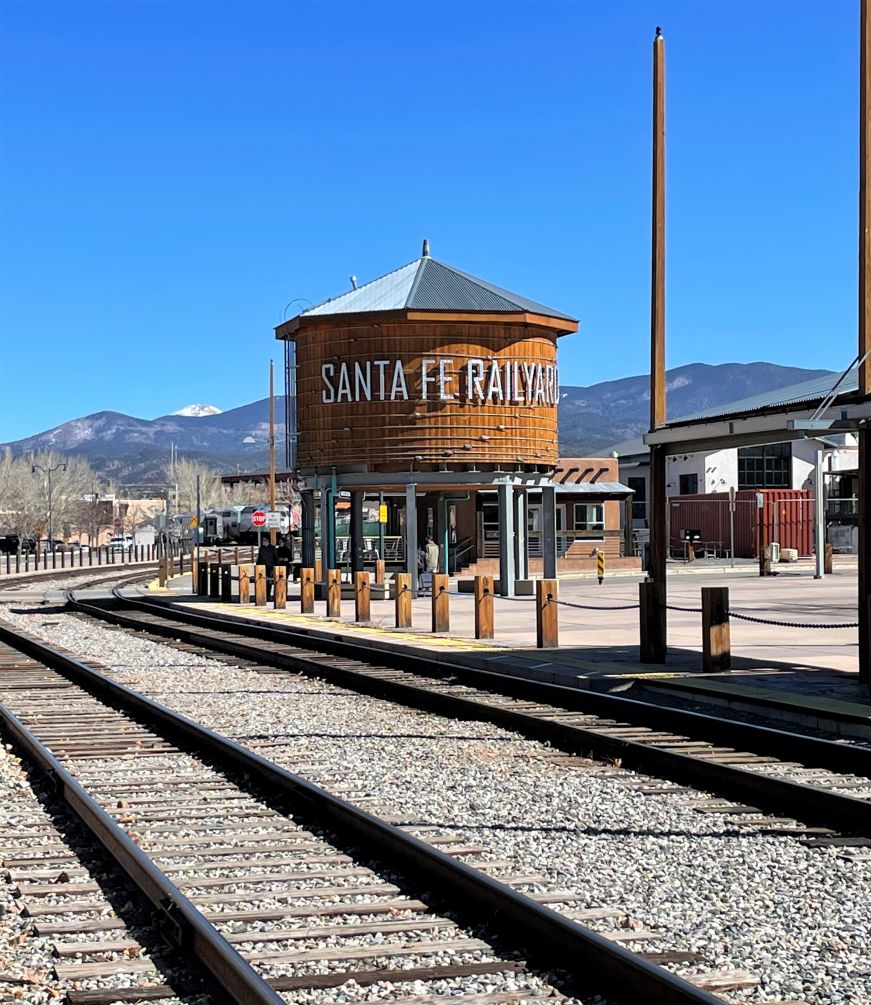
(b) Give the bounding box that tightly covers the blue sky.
[0,0,860,441]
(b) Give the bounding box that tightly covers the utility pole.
[860,0,871,684]
[32,462,66,550]
[269,359,277,546]
[642,25,668,663]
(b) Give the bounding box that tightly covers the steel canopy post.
[542,485,557,580]
[497,482,515,597]
[405,483,418,598]
[350,491,364,574]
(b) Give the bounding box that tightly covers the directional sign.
[251,510,267,528]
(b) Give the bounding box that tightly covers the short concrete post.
[221,564,232,603]
[209,563,221,598]
[702,586,730,672]
[274,566,287,609]
[355,571,371,623]
[158,557,167,587]
[639,580,667,663]
[395,572,412,628]
[375,559,385,585]
[475,575,494,640]
[431,573,450,633]
[300,567,315,614]
[238,564,250,603]
[536,578,559,648]
[326,568,341,618]
[254,564,267,606]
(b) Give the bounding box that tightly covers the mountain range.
[1,362,835,485]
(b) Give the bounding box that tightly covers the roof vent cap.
[421,239,430,257]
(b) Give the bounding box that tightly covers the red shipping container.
[668,489,814,558]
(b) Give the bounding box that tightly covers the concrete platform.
[141,562,869,736]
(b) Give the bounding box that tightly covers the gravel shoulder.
[1,603,869,1005]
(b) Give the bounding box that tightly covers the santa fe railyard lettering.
[320,358,559,405]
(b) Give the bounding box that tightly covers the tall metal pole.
[642,25,668,663]
[269,360,277,546]
[47,468,53,547]
[860,0,871,684]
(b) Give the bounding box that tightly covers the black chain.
[554,599,641,611]
[727,610,860,629]
[664,604,704,613]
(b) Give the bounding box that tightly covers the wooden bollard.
[300,567,315,613]
[474,575,494,640]
[254,564,267,606]
[314,557,323,582]
[702,586,730,672]
[198,562,210,595]
[238,564,250,603]
[326,568,341,618]
[374,559,385,586]
[395,572,412,628]
[168,554,176,578]
[158,557,167,587]
[274,566,287,609]
[191,557,199,594]
[221,564,232,603]
[355,571,371,622]
[824,542,833,575]
[209,563,221,598]
[431,573,450,633]
[234,547,240,564]
[536,578,559,648]
[639,580,667,663]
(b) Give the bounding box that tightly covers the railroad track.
[0,563,160,592]
[75,591,870,840]
[0,621,726,1005]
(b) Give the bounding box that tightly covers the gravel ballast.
[0,603,869,1004]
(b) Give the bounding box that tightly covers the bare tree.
[172,458,224,512]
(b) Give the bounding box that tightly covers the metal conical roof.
[297,253,577,324]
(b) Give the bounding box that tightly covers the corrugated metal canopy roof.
[296,252,577,324]
[668,367,858,426]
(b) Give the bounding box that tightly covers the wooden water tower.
[275,242,578,596]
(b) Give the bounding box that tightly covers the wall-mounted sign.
[320,357,559,406]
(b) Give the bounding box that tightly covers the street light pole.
[32,462,67,551]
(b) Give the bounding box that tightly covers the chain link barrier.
[726,610,859,630]
[433,585,859,630]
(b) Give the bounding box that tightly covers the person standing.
[256,538,277,600]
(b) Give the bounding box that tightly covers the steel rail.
[84,591,870,835]
[0,700,287,1005]
[0,618,723,1005]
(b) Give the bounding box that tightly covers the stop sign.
[251,510,267,528]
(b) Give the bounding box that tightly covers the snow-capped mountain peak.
[172,403,222,417]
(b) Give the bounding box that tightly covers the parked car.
[109,536,133,554]
[39,538,65,552]
[0,535,37,554]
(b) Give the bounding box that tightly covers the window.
[679,473,698,495]
[572,503,604,532]
[738,443,791,489]
[627,476,647,523]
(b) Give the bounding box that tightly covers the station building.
[276,244,639,595]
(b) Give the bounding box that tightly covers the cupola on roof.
[293,242,577,325]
